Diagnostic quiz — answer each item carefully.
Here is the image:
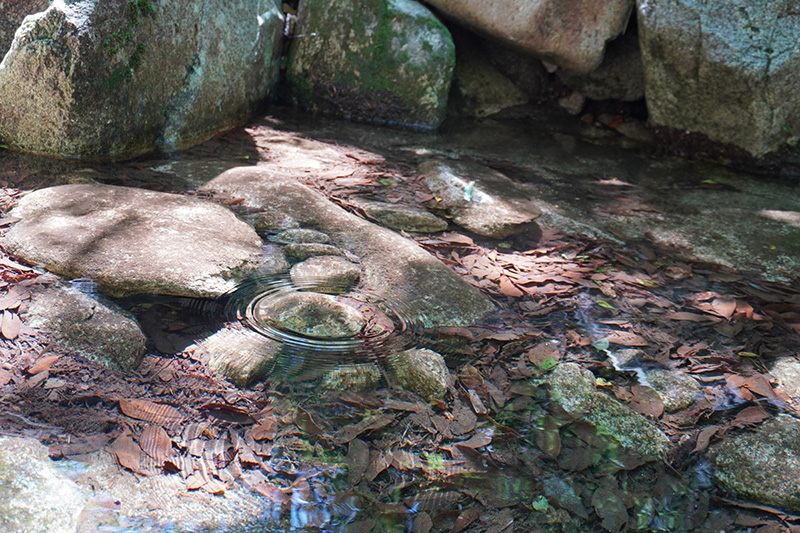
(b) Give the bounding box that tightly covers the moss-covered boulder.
[0,0,284,159]
[286,0,455,129]
[544,363,671,461]
[638,0,800,156]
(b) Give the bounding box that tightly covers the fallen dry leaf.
[140,425,174,465]
[1,310,21,340]
[119,398,185,426]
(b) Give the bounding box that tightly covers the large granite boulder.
[286,0,455,129]
[0,0,49,56]
[201,166,496,328]
[424,0,634,73]
[638,0,800,156]
[2,184,263,297]
[0,0,284,159]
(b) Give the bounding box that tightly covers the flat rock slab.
[419,158,542,238]
[202,166,496,327]
[3,184,263,297]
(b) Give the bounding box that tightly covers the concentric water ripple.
[217,274,426,377]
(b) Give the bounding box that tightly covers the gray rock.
[3,184,263,298]
[352,198,448,233]
[558,29,644,102]
[711,415,800,512]
[770,357,800,411]
[0,0,49,57]
[254,292,365,338]
[419,158,542,238]
[387,348,451,402]
[0,436,86,533]
[284,242,346,261]
[638,0,800,156]
[191,323,281,387]
[201,167,496,328]
[545,363,671,460]
[425,0,634,73]
[290,255,361,291]
[0,0,283,159]
[644,368,701,412]
[271,228,331,244]
[287,0,455,128]
[25,283,147,372]
[451,33,528,118]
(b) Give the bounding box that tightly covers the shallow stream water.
[3,105,800,532]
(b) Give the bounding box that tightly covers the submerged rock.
[191,323,281,387]
[711,415,800,512]
[351,198,448,233]
[3,184,263,298]
[202,167,496,328]
[0,0,284,159]
[419,158,542,238]
[387,348,451,402]
[25,283,147,372]
[425,0,634,73]
[290,255,362,291]
[0,436,86,533]
[321,363,383,392]
[255,292,366,338]
[638,0,800,156]
[287,0,455,128]
[545,363,671,460]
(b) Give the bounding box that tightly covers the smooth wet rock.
[419,158,542,238]
[284,242,346,261]
[711,415,800,512]
[25,283,147,372]
[0,436,86,533]
[351,198,448,233]
[201,167,496,327]
[321,363,383,392]
[287,0,455,128]
[191,323,281,387]
[3,184,263,297]
[425,0,634,73]
[545,363,671,460]
[644,368,701,412]
[255,292,365,338]
[638,0,800,156]
[0,0,283,159]
[290,256,362,291]
[271,228,331,244]
[388,348,451,402]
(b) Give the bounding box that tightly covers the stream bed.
[2,105,800,532]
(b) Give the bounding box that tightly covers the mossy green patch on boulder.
[287,0,455,129]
